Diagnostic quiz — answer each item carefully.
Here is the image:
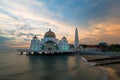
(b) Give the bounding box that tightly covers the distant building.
[99,42,108,46]
[80,45,101,52]
[98,42,108,52]
[84,47,101,52]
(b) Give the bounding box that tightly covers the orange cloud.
[4,39,30,48]
[80,19,120,44]
[10,45,30,48]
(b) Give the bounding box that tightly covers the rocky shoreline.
[81,55,120,80]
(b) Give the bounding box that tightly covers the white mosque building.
[29,28,79,52]
[30,29,71,52]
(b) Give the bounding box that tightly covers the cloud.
[80,19,120,44]
[0,0,120,48]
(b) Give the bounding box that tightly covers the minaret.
[74,28,79,51]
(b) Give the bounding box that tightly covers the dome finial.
[33,35,37,39]
[49,29,51,31]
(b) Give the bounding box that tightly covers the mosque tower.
[74,28,79,51]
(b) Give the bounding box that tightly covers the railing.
[18,49,120,55]
[18,49,74,53]
[18,49,29,52]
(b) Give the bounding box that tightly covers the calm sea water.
[0,50,104,80]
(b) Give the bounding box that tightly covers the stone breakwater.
[82,55,120,80]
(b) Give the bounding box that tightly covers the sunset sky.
[0,0,120,48]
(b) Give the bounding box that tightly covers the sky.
[0,0,120,48]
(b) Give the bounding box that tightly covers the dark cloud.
[0,30,16,36]
[16,32,42,39]
[0,36,11,49]
[40,0,120,27]
[23,38,31,41]
[18,24,34,31]
[0,8,20,21]
[7,30,16,35]
[80,0,120,26]
[0,36,10,44]
[17,32,34,37]
[0,30,3,35]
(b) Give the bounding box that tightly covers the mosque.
[18,28,104,54]
[29,28,79,52]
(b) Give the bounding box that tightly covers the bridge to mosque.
[18,48,120,55]
[18,49,75,55]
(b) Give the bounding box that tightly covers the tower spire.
[74,28,79,51]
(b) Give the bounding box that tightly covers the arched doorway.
[41,41,59,51]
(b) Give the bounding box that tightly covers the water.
[0,50,104,80]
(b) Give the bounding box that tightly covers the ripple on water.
[0,51,105,80]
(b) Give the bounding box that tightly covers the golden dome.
[44,29,56,38]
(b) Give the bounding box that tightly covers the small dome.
[44,29,56,38]
[62,36,67,39]
[33,35,38,39]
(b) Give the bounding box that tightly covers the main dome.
[44,29,56,38]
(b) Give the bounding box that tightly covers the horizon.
[0,0,120,49]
